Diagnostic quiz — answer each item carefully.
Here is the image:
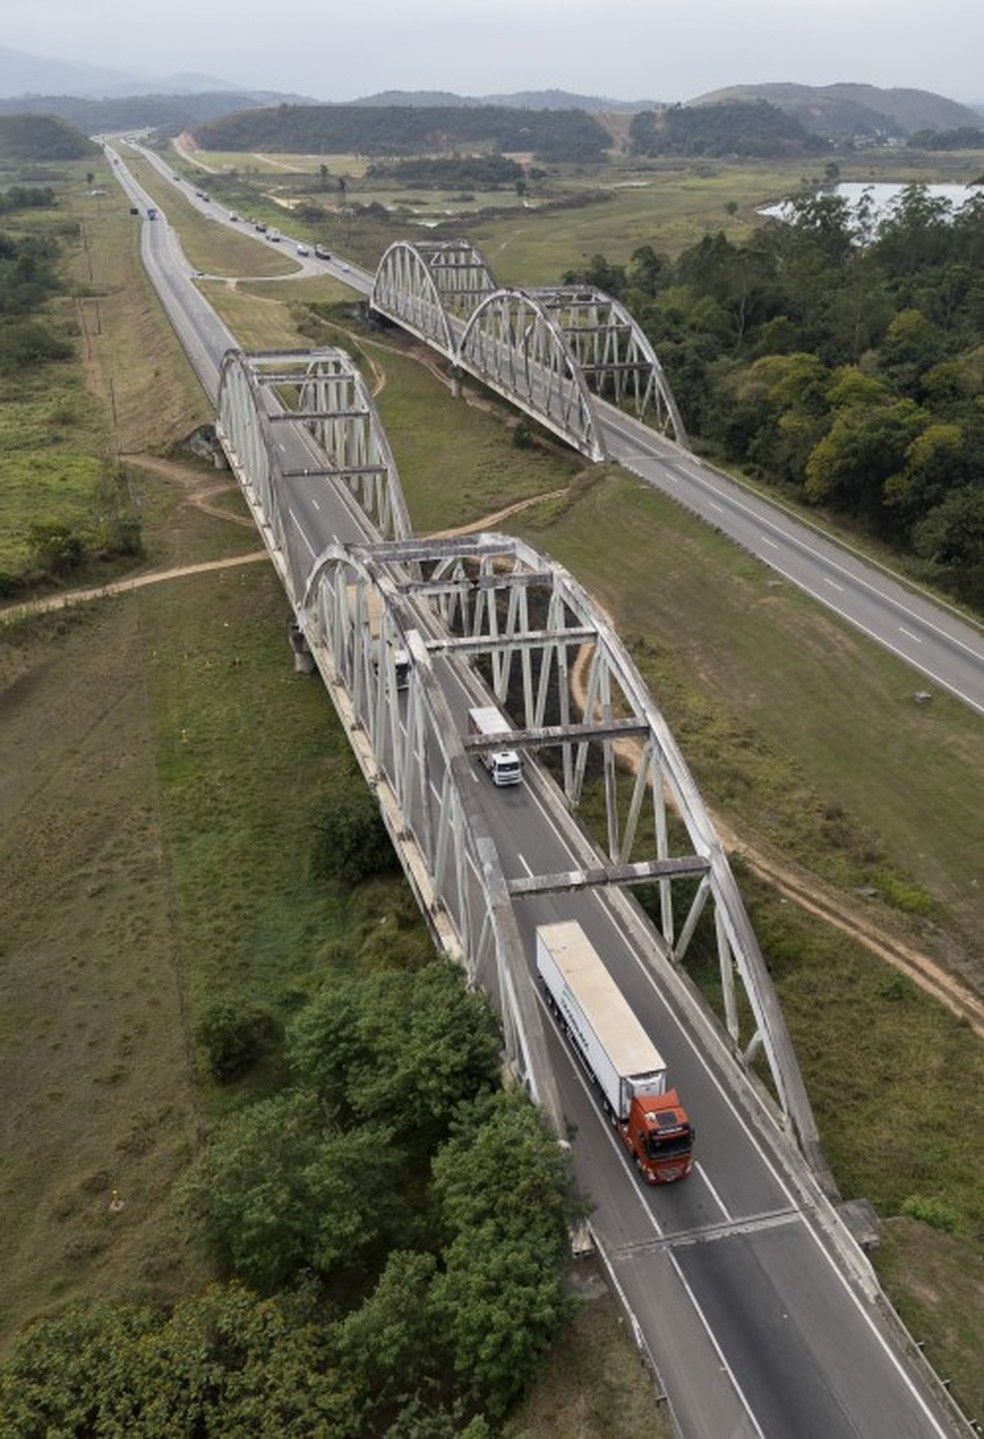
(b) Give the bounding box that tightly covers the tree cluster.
[1,962,577,1435]
[908,126,984,150]
[365,154,524,188]
[193,103,610,163]
[566,185,984,608]
[630,100,828,159]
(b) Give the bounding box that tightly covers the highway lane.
[600,408,984,715]
[104,145,966,1436]
[123,137,984,714]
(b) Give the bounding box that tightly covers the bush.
[196,1000,280,1082]
[310,775,398,886]
[900,1194,961,1234]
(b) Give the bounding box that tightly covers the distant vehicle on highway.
[268,228,281,242]
[314,243,331,259]
[129,205,139,215]
[228,212,239,221]
[255,221,267,233]
[296,243,310,255]
[146,206,158,220]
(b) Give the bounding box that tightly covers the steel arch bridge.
[370,239,688,459]
[214,342,830,1187]
[217,346,412,557]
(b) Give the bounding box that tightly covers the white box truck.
[536,921,693,1183]
[467,706,523,786]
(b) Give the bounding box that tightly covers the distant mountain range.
[690,82,981,138]
[0,45,979,142]
[0,43,239,99]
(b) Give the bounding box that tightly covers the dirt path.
[568,642,984,1035]
[0,458,269,625]
[9,448,977,1037]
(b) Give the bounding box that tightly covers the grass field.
[1,148,980,1424]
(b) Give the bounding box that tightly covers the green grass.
[2,140,981,1420]
[874,1218,984,1423]
[512,471,983,950]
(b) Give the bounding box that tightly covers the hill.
[690,82,981,139]
[0,89,292,136]
[193,102,611,161]
[630,99,826,159]
[0,112,99,161]
[352,88,652,113]
[0,42,240,100]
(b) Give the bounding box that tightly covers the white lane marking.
[899,626,922,644]
[311,498,320,511]
[517,851,534,877]
[666,1250,768,1439]
[540,1009,766,1434]
[614,907,954,1434]
[602,413,984,667]
[708,501,725,515]
[823,576,844,592]
[760,534,779,550]
[287,508,316,558]
[693,1160,732,1223]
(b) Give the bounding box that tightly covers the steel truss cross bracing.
[370,239,688,459]
[215,344,830,1188]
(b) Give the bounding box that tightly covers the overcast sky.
[3,0,982,105]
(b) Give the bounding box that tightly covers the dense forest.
[566,185,984,609]
[630,100,828,159]
[0,956,577,1436]
[364,154,525,188]
[193,103,611,162]
[0,91,270,136]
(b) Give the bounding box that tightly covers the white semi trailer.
[536,921,693,1183]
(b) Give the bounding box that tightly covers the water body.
[761,180,978,226]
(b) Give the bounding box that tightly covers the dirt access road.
[5,460,980,1036]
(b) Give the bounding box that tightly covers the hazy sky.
[3,0,982,105]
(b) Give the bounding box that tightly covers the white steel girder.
[297,543,564,1130]
[459,288,604,460]
[524,285,689,445]
[216,342,828,1183]
[368,240,689,459]
[370,239,494,357]
[384,531,826,1173]
[216,348,411,549]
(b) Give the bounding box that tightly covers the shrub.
[900,1194,961,1234]
[310,775,398,886]
[196,1000,280,1082]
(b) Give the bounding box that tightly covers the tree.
[310,772,398,885]
[804,393,929,531]
[429,1090,576,1420]
[181,1091,403,1290]
[27,518,84,574]
[912,485,984,608]
[288,962,501,1141]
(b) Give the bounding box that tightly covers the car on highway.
[296,243,310,255]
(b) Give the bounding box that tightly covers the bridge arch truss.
[370,238,496,358]
[216,343,827,1184]
[216,347,412,565]
[369,239,688,459]
[386,530,825,1174]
